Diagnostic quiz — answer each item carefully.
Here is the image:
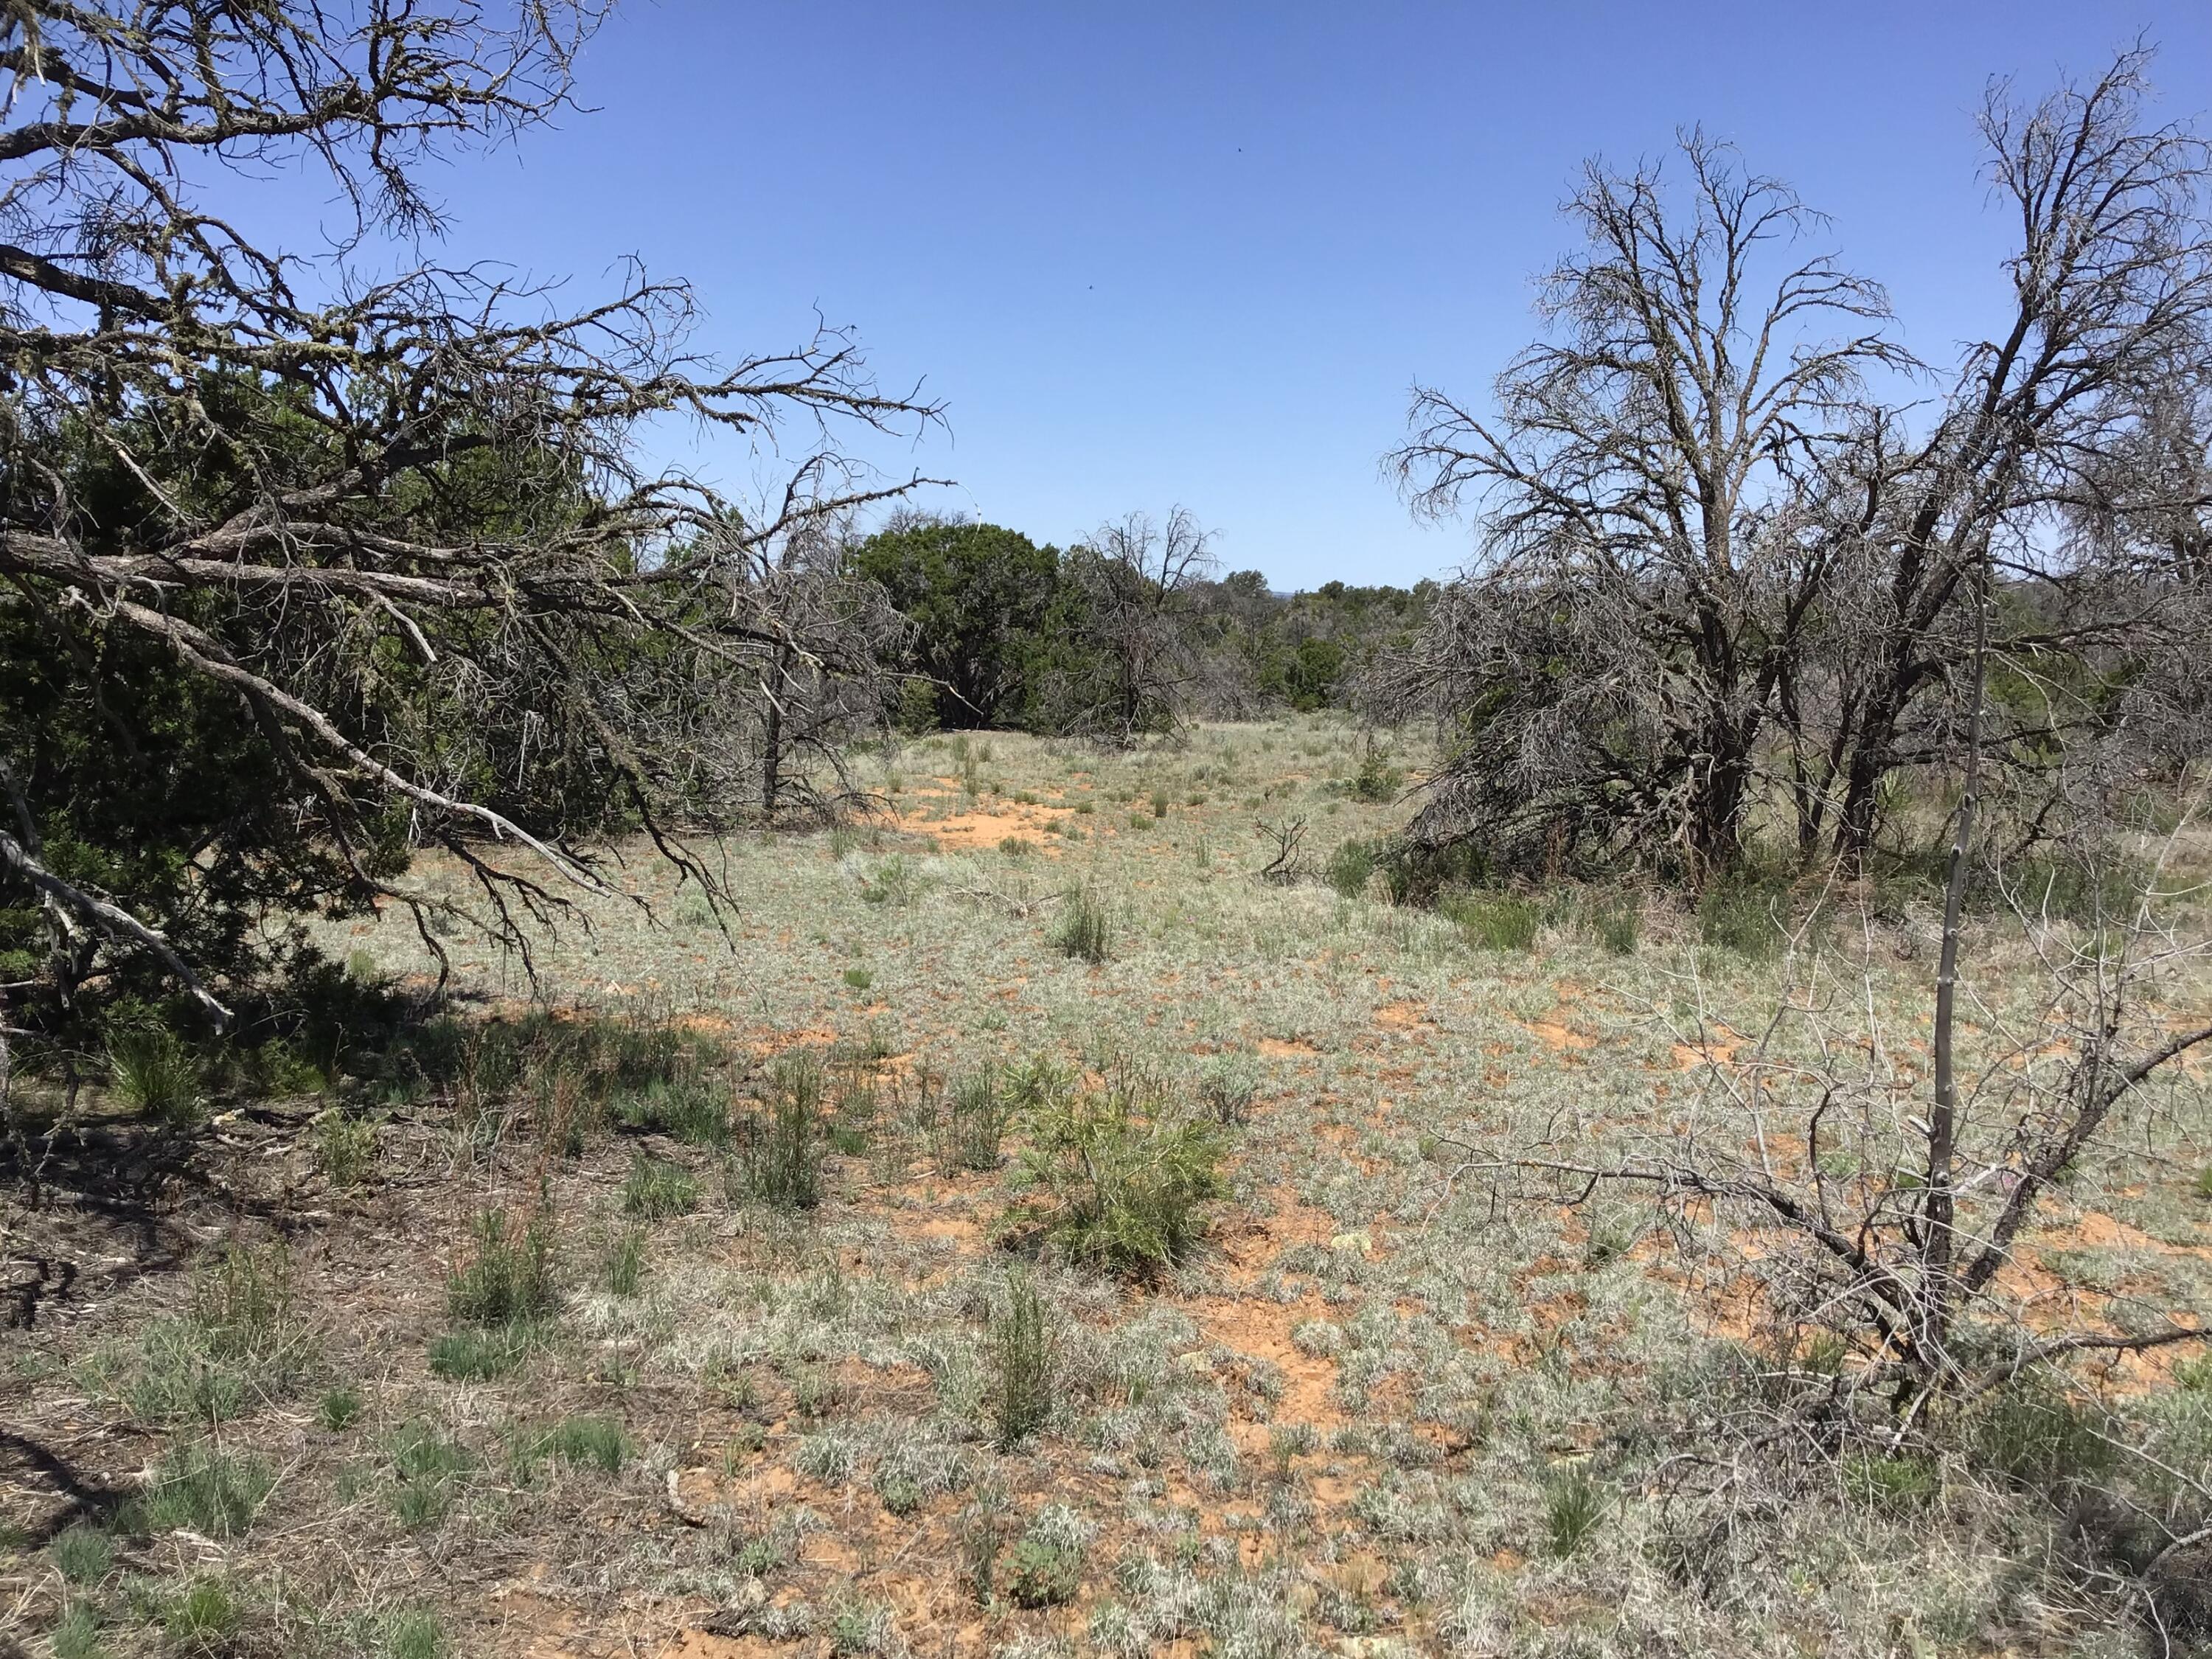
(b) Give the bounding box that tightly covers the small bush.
[790,1363,843,1420]
[319,1385,363,1430]
[843,967,874,991]
[314,1110,380,1188]
[604,1225,647,1297]
[1966,1379,2115,1492]
[738,1055,825,1209]
[107,1026,203,1123]
[622,1152,700,1219]
[1375,838,1493,905]
[1842,1450,1939,1512]
[828,1072,876,1155]
[1012,1079,1223,1279]
[1698,876,1786,959]
[1352,742,1402,804]
[957,1488,1011,1607]
[1446,892,1540,951]
[1542,1465,1604,1557]
[50,1525,114,1585]
[613,1073,728,1147]
[135,1441,274,1538]
[1004,1505,1091,1607]
[1004,1537,1082,1607]
[990,1270,1057,1449]
[1592,894,1641,956]
[516,1415,627,1476]
[998,835,1034,857]
[828,1602,896,1656]
[163,1577,240,1646]
[795,1429,859,1484]
[387,1420,472,1528]
[1050,886,1112,964]
[1325,838,1376,900]
[858,856,917,906]
[943,1066,1013,1172]
[447,1208,558,1326]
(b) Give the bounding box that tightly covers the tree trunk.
[1920,557,1990,1380]
[761,647,790,824]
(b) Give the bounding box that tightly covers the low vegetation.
[5,718,2211,1658]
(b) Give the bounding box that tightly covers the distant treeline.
[850,514,1431,734]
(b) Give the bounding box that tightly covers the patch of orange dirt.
[656,1632,776,1659]
[1374,999,1428,1029]
[2043,1211,2172,1253]
[1214,1186,1341,1282]
[672,1012,736,1035]
[914,1213,984,1248]
[1259,1036,1321,1058]
[1521,1018,1593,1052]
[1329,1552,1391,1596]
[743,1026,835,1057]
[1672,1040,1739,1069]
[1183,1293,1344,1431]
[1699,1274,1768,1342]
[902,805,1063,855]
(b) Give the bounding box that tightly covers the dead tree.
[1811,52,2212,869]
[1383,131,1905,880]
[732,510,903,826]
[1384,52,2212,883]
[1060,507,1217,745]
[0,1,939,1023]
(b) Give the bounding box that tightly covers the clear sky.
[335,1,2212,589]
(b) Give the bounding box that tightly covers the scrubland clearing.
[7,718,2211,1658]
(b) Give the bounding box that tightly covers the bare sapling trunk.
[1920,555,1990,1380]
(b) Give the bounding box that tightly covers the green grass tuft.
[1444,891,1541,951]
[50,1604,103,1659]
[387,1420,472,1528]
[1049,886,1112,963]
[1542,1464,1605,1556]
[106,1026,204,1123]
[49,1525,114,1585]
[621,1151,700,1218]
[134,1441,274,1538]
[381,1608,448,1659]
[447,1208,558,1326]
[737,1054,825,1208]
[515,1414,627,1477]
[318,1384,363,1430]
[989,1269,1056,1449]
[162,1577,240,1646]
[427,1325,531,1381]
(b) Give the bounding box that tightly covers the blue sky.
[312,1,2212,588]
